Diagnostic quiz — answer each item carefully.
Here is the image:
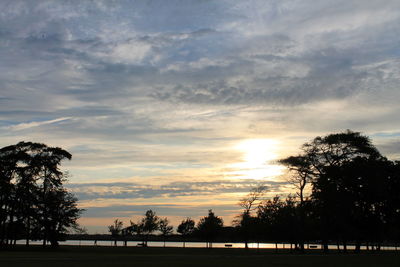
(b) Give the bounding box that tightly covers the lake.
[15,239,398,250]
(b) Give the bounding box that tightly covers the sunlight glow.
[230,139,284,180]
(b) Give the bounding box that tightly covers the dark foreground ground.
[1,246,399,267]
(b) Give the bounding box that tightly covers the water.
[15,239,399,250]
[16,240,276,248]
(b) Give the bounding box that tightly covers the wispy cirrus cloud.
[6,117,72,131]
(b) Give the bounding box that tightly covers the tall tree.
[280,130,387,252]
[158,218,173,247]
[43,189,82,247]
[141,210,159,246]
[235,186,267,249]
[0,142,81,248]
[108,219,123,246]
[177,218,195,248]
[197,210,223,248]
[279,156,311,204]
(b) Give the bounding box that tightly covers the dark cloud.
[83,203,239,220]
[67,180,286,201]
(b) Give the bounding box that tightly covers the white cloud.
[7,117,72,131]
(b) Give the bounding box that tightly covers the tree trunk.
[322,239,329,253]
[7,205,15,246]
[355,240,361,253]
[26,216,30,246]
[42,170,48,248]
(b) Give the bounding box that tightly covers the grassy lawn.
[0,246,399,267]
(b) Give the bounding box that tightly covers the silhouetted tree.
[141,210,159,246]
[257,195,299,250]
[123,220,145,246]
[278,155,313,252]
[158,218,173,247]
[0,142,33,246]
[279,130,400,252]
[44,189,82,247]
[108,219,123,246]
[177,218,195,248]
[72,226,88,246]
[234,186,267,249]
[386,161,400,248]
[279,156,312,205]
[0,142,81,248]
[197,210,223,248]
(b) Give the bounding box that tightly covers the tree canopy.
[277,130,400,252]
[197,210,223,248]
[0,142,82,248]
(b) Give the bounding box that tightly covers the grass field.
[1,246,399,267]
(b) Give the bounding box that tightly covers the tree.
[43,189,82,247]
[158,218,173,247]
[31,144,72,246]
[279,155,313,252]
[72,226,88,246]
[235,186,267,249]
[177,218,195,248]
[256,195,302,251]
[279,130,388,252]
[314,156,394,252]
[108,219,123,246]
[0,142,34,246]
[197,210,223,248]
[257,196,283,247]
[141,210,159,246]
[386,161,400,248]
[0,142,81,248]
[279,156,311,205]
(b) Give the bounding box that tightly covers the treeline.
[235,131,400,252]
[108,131,400,252]
[0,142,82,248]
[108,209,223,248]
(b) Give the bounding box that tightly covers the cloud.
[67,179,286,201]
[7,117,72,131]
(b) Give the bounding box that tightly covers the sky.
[1,0,400,233]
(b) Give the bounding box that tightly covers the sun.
[230,139,284,180]
[236,139,278,167]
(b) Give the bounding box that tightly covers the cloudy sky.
[1,0,400,233]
